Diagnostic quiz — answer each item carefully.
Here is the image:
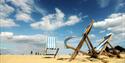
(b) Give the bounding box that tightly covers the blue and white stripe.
[47,37,56,48]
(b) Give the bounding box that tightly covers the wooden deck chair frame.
[65,19,120,61]
[68,19,96,61]
[45,37,59,58]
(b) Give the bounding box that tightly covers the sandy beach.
[0,54,125,63]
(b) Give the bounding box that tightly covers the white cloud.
[89,34,96,39]
[93,13,125,46]
[7,0,34,22]
[0,0,34,28]
[0,1,18,28]
[96,0,110,8]
[0,32,13,39]
[9,0,33,13]
[99,30,106,33]
[64,16,80,25]
[15,12,33,22]
[0,19,18,28]
[0,32,48,53]
[0,1,15,18]
[0,32,50,54]
[30,8,80,31]
[0,32,47,43]
[93,13,125,33]
[12,34,47,42]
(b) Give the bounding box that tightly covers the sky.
[0,0,125,54]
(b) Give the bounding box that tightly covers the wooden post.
[85,33,98,58]
[69,20,94,61]
[69,36,86,61]
[85,39,92,55]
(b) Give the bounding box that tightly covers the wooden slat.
[69,36,86,61]
[69,20,94,61]
[85,33,98,58]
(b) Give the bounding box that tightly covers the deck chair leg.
[69,37,86,61]
[69,35,87,61]
[104,50,114,57]
[54,48,59,58]
[108,42,121,58]
[85,39,92,55]
[85,34,95,52]
[85,34,98,58]
[69,51,79,61]
[45,48,48,55]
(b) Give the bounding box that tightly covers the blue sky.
[0,0,125,54]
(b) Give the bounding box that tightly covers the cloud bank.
[30,8,80,31]
[0,19,18,28]
[0,32,47,43]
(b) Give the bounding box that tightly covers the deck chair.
[92,34,121,58]
[66,19,96,61]
[65,20,120,61]
[65,33,121,59]
[45,37,59,58]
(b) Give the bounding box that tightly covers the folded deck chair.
[93,34,121,58]
[45,37,59,58]
[95,34,112,54]
[67,19,96,61]
[86,35,112,57]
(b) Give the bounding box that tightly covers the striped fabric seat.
[47,37,56,49]
[95,38,108,53]
[95,34,112,53]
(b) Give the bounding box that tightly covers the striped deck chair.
[93,34,121,58]
[45,37,59,58]
[95,34,112,54]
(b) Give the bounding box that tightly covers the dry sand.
[0,54,125,63]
